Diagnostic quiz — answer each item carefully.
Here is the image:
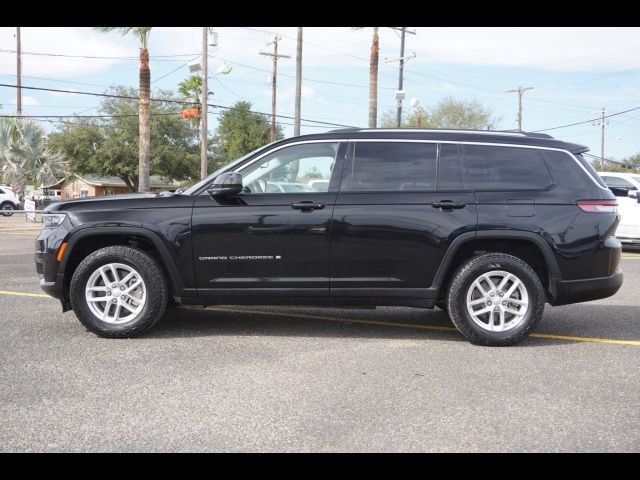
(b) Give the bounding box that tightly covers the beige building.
[61,175,179,199]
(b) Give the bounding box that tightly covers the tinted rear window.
[342,142,437,192]
[464,145,552,190]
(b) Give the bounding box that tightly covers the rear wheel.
[70,246,168,338]
[447,253,545,346]
[1,202,15,216]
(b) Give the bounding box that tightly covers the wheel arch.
[432,230,562,298]
[60,227,185,298]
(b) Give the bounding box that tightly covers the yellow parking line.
[207,307,640,346]
[0,290,637,346]
[529,333,640,346]
[207,306,459,333]
[0,290,51,298]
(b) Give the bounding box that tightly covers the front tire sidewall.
[448,255,544,346]
[70,247,167,338]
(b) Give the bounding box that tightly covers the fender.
[59,226,186,293]
[430,230,562,290]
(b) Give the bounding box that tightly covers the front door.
[192,141,344,299]
[331,141,477,299]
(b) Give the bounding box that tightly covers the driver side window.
[239,142,339,194]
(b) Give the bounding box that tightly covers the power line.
[0,82,356,128]
[0,48,198,61]
[152,60,194,84]
[0,113,178,118]
[532,105,640,132]
[209,55,396,90]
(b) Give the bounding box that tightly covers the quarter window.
[341,142,437,192]
[464,145,552,190]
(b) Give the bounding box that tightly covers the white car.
[0,185,20,217]
[599,172,640,245]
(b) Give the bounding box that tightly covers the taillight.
[576,200,618,213]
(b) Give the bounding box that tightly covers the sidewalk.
[0,214,43,236]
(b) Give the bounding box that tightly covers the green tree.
[381,97,496,129]
[96,27,153,192]
[593,152,640,173]
[353,27,379,128]
[214,101,283,165]
[0,117,66,200]
[48,86,199,192]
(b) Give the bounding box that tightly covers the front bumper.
[551,270,623,306]
[35,224,69,300]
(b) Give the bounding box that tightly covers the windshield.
[182,145,267,195]
[632,175,640,185]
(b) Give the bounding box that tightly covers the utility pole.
[396,27,406,128]
[505,86,533,131]
[294,27,303,137]
[600,107,606,171]
[16,26,22,116]
[260,35,290,142]
[200,27,209,180]
[386,27,416,128]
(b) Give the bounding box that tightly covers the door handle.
[291,201,326,211]
[432,200,466,210]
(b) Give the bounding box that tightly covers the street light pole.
[16,26,22,116]
[200,27,208,180]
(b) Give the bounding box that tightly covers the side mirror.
[628,189,638,199]
[207,172,243,197]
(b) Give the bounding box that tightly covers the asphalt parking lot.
[1,217,639,452]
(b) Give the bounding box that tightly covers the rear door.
[330,141,477,299]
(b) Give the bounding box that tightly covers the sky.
[1,26,640,161]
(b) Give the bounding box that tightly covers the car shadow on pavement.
[142,304,640,347]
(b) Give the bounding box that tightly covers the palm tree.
[0,118,66,201]
[96,27,152,192]
[178,74,203,128]
[353,27,379,128]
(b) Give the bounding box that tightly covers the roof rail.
[327,127,554,139]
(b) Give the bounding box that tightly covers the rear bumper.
[618,236,640,244]
[551,270,623,306]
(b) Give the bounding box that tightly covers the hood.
[44,192,161,212]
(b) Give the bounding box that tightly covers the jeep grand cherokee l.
[35,129,623,346]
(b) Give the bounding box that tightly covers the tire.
[69,245,168,338]
[447,253,545,346]
[1,202,15,217]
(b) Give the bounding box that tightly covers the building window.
[80,189,89,198]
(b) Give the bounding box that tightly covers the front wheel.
[70,246,168,338]
[1,202,15,216]
[447,253,545,346]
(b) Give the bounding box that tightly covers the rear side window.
[464,145,552,190]
[342,142,437,192]
[438,143,465,190]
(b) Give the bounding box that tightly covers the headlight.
[42,213,66,228]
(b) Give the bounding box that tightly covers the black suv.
[35,129,623,345]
